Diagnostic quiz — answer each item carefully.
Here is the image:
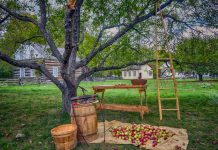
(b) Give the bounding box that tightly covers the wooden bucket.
[71,103,98,142]
[131,79,147,85]
[51,124,77,150]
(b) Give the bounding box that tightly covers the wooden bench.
[93,85,148,120]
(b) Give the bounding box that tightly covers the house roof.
[121,65,141,71]
[15,42,80,61]
[31,43,50,57]
[121,63,153,71]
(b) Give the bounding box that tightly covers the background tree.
[174,37,218,81]
[0,14,44,78]
[0,0,217,112]
[0,61,12,78]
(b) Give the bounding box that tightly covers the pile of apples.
[109,123,174,147]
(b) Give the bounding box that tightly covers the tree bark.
[198,74,203,81]
[60,2,81,113]
[62,85,77,113]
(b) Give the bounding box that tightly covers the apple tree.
[0,0,217,112]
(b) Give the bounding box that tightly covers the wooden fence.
[0,78,45,86]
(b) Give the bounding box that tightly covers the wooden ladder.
[155,50,181,120]
[155,0,181,120]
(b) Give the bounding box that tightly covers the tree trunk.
[61,5,80,113]
[62,85,77,113]
[198,74,203,81]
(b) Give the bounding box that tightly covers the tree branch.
[0,14,10,24]
[39,65,65,91]
[0,3,63,62]
[98,51,113,68]
[77,0,174,68]
[77,58,171,82]
[39,0,47,27]
[15,35,43,44]
[0,4,38,25]
[0,50,65,91]
[132,27,149,37]
[128,45,143,54]
[91,23,127,54]
[163,14,202,34]
[38,25,63,62]
[37,1,63,63]
[0,51,40,69]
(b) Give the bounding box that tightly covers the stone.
[16,133,25,139]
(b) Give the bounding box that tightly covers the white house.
[121,64,153,79]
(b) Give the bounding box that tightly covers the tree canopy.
[174,37,218,80]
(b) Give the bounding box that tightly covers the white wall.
[122,70,140,79]
[140,65,153,79]
[122,65,153,79]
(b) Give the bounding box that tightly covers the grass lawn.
[0,79,217,150]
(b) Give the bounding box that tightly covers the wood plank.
[95,103,149,113]
[93,85,146,90]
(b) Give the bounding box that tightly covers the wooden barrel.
[71,103,98,142]
[51,124,77,150]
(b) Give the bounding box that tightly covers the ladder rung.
[159,88,171,90]
[160,98,177,100]
[162,109,178,111]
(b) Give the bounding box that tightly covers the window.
[30,69,35,77]
[19,68,25,77]
[133,71,136,76]
[124,71,126,77]
[129,71,131,76]
[52,66,59,77]
[138,73,142,79]
[149,70,153,76]
[30,50,35,58]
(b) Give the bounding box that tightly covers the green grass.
[0,80,218,150]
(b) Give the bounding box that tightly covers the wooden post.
[156,49,162,120]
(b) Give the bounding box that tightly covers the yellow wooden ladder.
[155,0,181,120]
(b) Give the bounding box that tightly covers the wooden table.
[93,85,148,120]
